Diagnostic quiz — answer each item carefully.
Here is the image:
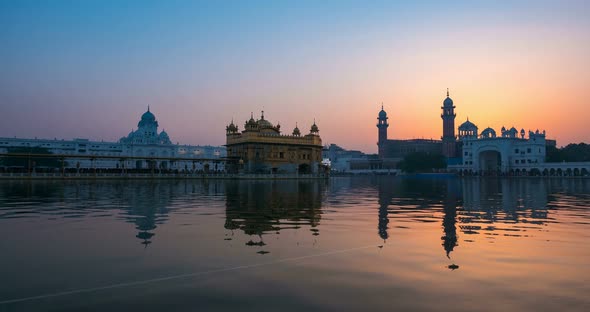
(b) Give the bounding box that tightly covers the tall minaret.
[377,104,389,158]
[441,89,457,158]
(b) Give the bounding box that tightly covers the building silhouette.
[441,88,457,158]
[376,93,446,160]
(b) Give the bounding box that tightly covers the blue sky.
[1,1,589,152]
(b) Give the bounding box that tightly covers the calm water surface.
[0,177,589,311]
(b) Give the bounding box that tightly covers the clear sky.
[1,0,589,153]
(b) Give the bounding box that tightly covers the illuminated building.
[225,111,323,174]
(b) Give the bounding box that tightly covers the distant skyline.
[1,0,589,153]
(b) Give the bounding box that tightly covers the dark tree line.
[397,152,446,173]
[546,143,590,162]
[0,147,63,168]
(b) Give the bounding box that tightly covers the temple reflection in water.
[0,180,226,247]
[2,170,590,312]
[224,180,326,243]
[113,180,226,246]
[1,177,587,254]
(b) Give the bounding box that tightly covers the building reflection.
[224,180,325,244]
[453,178,553,255]
[113,180,226,246]
[114,182,172,247]
[374,176,451,249]
[461,178,550,230]
[0,180,227,247]
[376,177,395,241]
[2,176,582,254]
[373,176,559,258]
[442,179,460,258]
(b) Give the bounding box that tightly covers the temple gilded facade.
[225,111,323,174]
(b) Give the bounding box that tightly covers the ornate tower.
[441,89,457,158]
[377,104,389,158]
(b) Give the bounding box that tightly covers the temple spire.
[446,88,449,97]
[148,105,150,112]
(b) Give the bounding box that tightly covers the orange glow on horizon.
[1,2,588,153]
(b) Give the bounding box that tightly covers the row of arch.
[523,168,589,177]
[458,168,589,177]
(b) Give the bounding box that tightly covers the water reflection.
[224,180,326,247]
[377,178,392,241]
[370,177,590,260]
[460,178,551,239]
[1,177,588,254]
[1,178,590,311]
[0,180,227,247]
[442,180,459,258]
[116,183,173,247]
[373,176,457,256]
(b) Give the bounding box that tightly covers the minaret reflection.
[374,176,444,245]
[378,202,389,241]
[441,179,461,258]
[224,180,325,247]
[377,178,394,242]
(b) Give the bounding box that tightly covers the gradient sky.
[1,0,589,153]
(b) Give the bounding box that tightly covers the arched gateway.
[479,150,501,173]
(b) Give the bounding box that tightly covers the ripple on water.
[0,178,589,311]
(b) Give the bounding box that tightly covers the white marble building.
[0,108,226,171]
[450,118,547,174]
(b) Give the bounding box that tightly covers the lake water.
[1,177,589,311]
